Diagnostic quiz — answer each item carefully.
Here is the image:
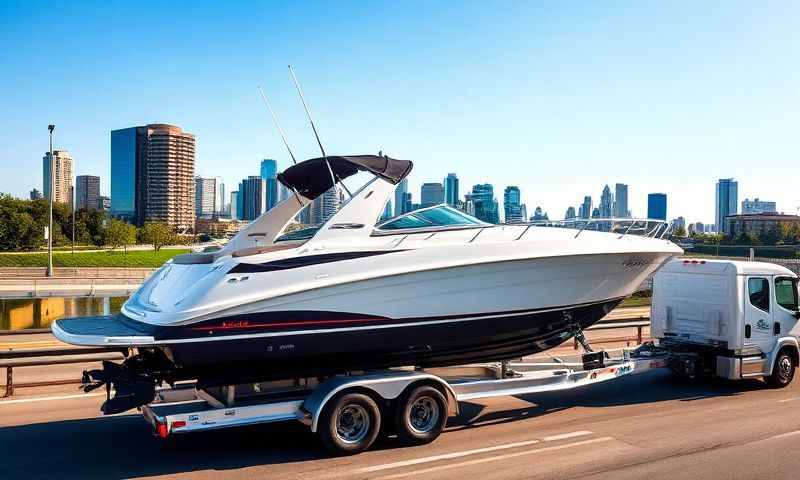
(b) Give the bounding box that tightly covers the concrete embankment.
[0,267,155,298]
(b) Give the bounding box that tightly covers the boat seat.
[232,243,298,258]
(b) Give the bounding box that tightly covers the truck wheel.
[766,350,796,388]
[318,393,381,455]
[395,385,448,445]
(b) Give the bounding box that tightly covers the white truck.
[651,259,800,387]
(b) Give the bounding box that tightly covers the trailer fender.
[766,338,800,374]
[299,371,457,433]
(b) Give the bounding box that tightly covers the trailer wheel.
[766,350,796,388]
[318,393,381,455]
[395,385,448,445]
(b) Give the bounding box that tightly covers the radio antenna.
[257,86,297,165]
[288,65,344,196]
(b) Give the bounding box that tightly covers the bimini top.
[277,155,413,200]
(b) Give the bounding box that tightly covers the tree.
[672,225,687,238]
[139,222,173,251]
[104,219,137,252]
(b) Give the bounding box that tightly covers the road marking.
[374,437,614,479]
[0,392,103,405]
[357,430,594,474]
[542,430,594,442]
[777,397,800,403]
[764,430,800,441]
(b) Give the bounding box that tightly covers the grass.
[0,249,190,268]
[619,296,652,308]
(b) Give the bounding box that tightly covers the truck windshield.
[775,277,799,311]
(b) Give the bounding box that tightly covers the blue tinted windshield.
[378,205,485,231]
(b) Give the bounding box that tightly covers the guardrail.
[0,320,650,399]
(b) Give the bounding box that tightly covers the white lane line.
[375,437,614,479]
[0,392,104,405]
[777,397,800,403]
[764,430,800,441]
[357,430,594,474]
[542,430,594,442]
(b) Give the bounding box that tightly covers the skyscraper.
[444,173,459,207]
[565,206,576,220]
[29,188,43,200]
[741,198,776,214]
[239,176,265,221]
[194,176,218,218]
[420,182,444,208]
[647,193,667,220]
[75,175,100,210]
[111,124,195,230]
[310,186,342,224]
[42,150,73,205]
[503,186,525,223]
[579,196,592,219]
[599,185,613,218]
[230,191,239,220]
[218,182,226,216]
[715,178,738,233]
[470,184,499,224]
[260,159,279,212]
[394,178,408,217]
[613,183,629,218]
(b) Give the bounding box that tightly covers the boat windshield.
[376,205,486,232]
[274,226,320,243]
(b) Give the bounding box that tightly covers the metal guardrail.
[0,267,155,279]
[0,320,650,399]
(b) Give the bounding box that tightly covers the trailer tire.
[318,392,381,455]
[395,385,448,445]
[766,349,796,388]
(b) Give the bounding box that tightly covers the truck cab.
[651,259,800,386]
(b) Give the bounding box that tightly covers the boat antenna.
[288,65,352,198]
[257,86,297,165]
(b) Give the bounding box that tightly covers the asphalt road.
[2,369,800,480]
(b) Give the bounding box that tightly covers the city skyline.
[3,3,799,226]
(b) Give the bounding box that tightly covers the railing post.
[637,325,643,344]
[574,337,578,350]
[4,366,12,398]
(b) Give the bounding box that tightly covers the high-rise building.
[599,185,613,218]
[565,206,576,220]
[444,173,459,207]
[380,200,393,221]
[579,196,592,219]
[194,176,218,218]
[99,196,111,211]
[648,193,667,220]
[229,191,239,220]
[503,186,525,223]
[420,182,444,208]
[394,178,408,217]
[29,188,43,200]
[239,176,265,221]
[672,216,686,232]
[470,184,499,224]
[42,150,73,205]
[741,198,777,214]
[530,207,548,221]
[111,124,195,230]
[613,183,629,218]
[403,191,413,214]
[260,159,279,212]
[310,186,342,224]
[218,182,226,216]
[75,175,100,210]
[715,178,738,233]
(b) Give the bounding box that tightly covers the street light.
[46,124,55,277]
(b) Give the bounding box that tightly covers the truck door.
[744,276,773,352]
[773,276,799,338]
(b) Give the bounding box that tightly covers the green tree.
[139,222,173,251]
[672,225,687,238]
[104,219,137,252]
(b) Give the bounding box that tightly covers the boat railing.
[521,218,673,240]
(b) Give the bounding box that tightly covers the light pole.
[46,124,55,277]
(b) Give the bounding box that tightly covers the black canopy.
[277,155,413,200]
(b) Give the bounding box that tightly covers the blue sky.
[1,1,798,224]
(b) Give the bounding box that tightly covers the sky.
[1,0,798,225]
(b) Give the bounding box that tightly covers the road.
[2,369,800,479]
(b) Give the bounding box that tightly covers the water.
[0,296,127,331]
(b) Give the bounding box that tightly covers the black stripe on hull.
[165,298,623,387]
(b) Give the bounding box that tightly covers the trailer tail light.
[156,422,169,438]
[172,420,186,430]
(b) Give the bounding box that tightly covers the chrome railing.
[524,218,673,239]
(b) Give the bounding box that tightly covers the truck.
[651,258,800,386]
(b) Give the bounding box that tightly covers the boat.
[52,154,682,414]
